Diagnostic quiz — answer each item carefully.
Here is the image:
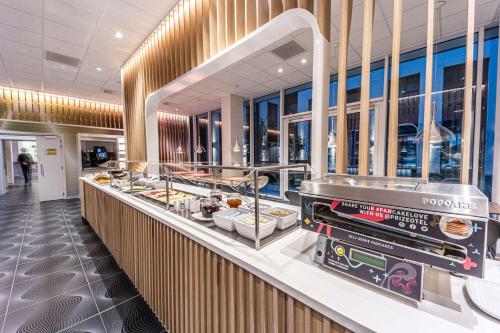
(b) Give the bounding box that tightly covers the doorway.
[0,133,66,202]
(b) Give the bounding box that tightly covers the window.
[211,110,222,165]
[329,64,385,107]
[284,83,312,115]
[195,113,209,162]
[254,93,280,196]
[254,93,280,164]
[243,101,250,165]
[327,111,375,174]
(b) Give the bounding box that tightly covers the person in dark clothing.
[17,148,33,184]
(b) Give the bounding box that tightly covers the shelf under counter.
[80,177,500,333]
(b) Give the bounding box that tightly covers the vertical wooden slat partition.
[0,86,123,129]
[335,0,353,175]
[82,182,352,333]
[122,0,317,161]
[386,0,403,177]
[157,113,191,162]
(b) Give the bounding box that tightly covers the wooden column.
[386,0,403,177]
[421,0,435,179]
[460,0,475,184]
[336,0,353,174]
[317,0,331,41]
[269,0,283,19]
[358,0,374,176]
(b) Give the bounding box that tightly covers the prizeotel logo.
[422,197,477,210]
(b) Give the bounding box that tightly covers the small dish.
[213,208,245,231]
[192,212,214,221]
[234,213,277,240]
[263,207,298,230]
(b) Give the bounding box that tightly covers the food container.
[212,208,245,231]
[234,213,277,240]
[240,202,271,212]
[210,189,223,202]
[226,193,243,208]
[263,207,298,230]
[201,197,220,218]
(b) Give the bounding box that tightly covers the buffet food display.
[300,174,489,302]
[86,161,307,249]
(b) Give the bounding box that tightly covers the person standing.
[17,148,33,185]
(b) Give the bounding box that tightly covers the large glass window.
[390,31,499,196]
[254,93,280,164]
[211,110,222,165]
[288,120,311,191]
[254,93,280,196]
[328,111,375,174]
[329,63,385,107]
[284,83,312,115]
[243,101,250,165]
[195,113,209,162]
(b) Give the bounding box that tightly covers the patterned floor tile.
[83,257,122,284]
[75,243,111,263]
[0,180,165,332]
[101,296,165,333]
[90,273,138,312]
[2,285,99,333]
[58,315,106,333]
[15,253,81,284]
[7,265,89,314]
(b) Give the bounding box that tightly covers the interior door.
[37,136,65,201]
[284,118,312,192]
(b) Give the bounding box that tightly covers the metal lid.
[300,174,489,218]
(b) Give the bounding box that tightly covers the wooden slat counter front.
[80,179,352,333]
[80,178,500,333]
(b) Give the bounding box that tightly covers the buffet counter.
[80,177,500,333]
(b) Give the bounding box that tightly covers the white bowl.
[263,207,298,230]
[212,208,244,231]
[234,213,277,240]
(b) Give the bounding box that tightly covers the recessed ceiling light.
[175,107,180,111]
[301,58,307,64]
[95,67,102,71]
[277,68,283,73]
[434,1,446,8]
[115,31,123,39]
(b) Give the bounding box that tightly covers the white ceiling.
[0,0,177,104]
[159,29,314,115]
[0,0,498,106]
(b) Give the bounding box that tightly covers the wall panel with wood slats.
[157,113,190,162]
[0,86,123,129]
[82,182,352,333]
[122,0,318,161]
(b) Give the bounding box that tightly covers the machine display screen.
[349,248,386,270]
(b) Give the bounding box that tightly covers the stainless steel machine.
[300,174,489,302]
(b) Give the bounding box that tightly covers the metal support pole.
[254,170,260,250]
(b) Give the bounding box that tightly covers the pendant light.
[414,101,455,145]
[232,136,241,153]
[195,137,206,154]
[328,117,336,148]
[429,101,443,144]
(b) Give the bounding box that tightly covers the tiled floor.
[0,181,166,333]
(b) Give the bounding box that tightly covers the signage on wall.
[46,148,57,156]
